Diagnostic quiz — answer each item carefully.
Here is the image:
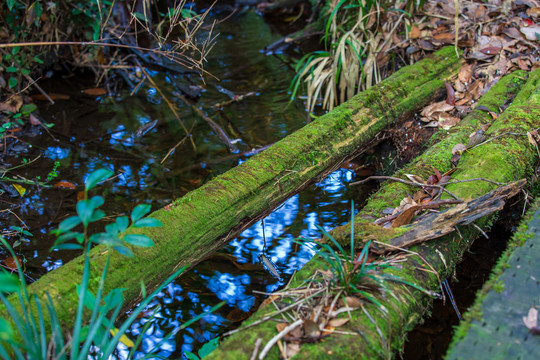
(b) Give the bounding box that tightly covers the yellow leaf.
[12,184,26,197]
[110,328,135,347]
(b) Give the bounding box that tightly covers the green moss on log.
[209,69,539,359]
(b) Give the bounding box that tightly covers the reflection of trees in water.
[124,168,360,358]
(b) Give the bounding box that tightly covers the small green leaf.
[85,169,113,191]
[21,103,37,115]
[105,223,120,236]
[0,318,13,341]
[184,352,200,360]
[113,245,134,257]
[0,271,21,293]
[131,204,151,222]
[33,55,44,64]
[90,209,105,222]
[198,337,219,358]
[58,216,81,232]
[124,234,154,247]
[116,216,129,232]
[53,243,83,250]
[6,0,17,11]
[8,77,17,88]
[133,218,162,228]
[6,66,17,73]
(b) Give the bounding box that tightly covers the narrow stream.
[0,6,376,358]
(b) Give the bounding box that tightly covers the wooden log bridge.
[1,47,462,329]
[207,68,540,359]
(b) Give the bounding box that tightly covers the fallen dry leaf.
[458,64,473,84]
[303,319,321,338]
[421,101,454,119]
[339,296,362,308]
[82,88,107,96]
[452,143,467,155]
[2,256,22,271]
[523,307,538,330]
[327,318,350,328]
[520,26,540,41]
[54,181,77,190]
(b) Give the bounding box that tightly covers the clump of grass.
[300,201,430,308]
[291,0,424,113]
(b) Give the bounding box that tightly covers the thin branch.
[258,319,303,359]
[350,176,461,200]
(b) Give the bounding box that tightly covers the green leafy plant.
[184,337,219,360]
[7,226,32,249]
[0,169,223,359]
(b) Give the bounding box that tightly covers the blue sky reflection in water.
[123,168,360,359]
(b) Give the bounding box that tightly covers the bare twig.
[250,338,263,360]
[350,176,461,200]
[137,63,196,151]
[222,289,324,337]
[22,74,54,104]
[258,319,303,359]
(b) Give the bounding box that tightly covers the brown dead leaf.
[413,190,430,203]
[54,180,77,190]
[392,205,421,227]
[452,143,467,155]
[455,92,473,106]
[0,95,23,113]
[276,322,289,333]
[303,319,321,338]
[405,174,425,184]
[339,296,362,308]
[29,114,41,126]
[469,80,485,99]
[438,113,461,130]
[527,7,540,18]
[327,318,350,328]
[81,88,107,96]
[474,4,487,19]
[520,26,540,41]
[410,25,421,39]
[421,101,454,119]
[433,32,455,44]
[458,64,473,84]
[2,256,22,271]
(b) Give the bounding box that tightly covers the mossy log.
[445,196,540,360]
[208,69,539,359]
[0,48,461,330]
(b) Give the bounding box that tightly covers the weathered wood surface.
[208,68,539,359]
[446,197,540,360]
[373,179,526,253]
[1,47,462,329]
